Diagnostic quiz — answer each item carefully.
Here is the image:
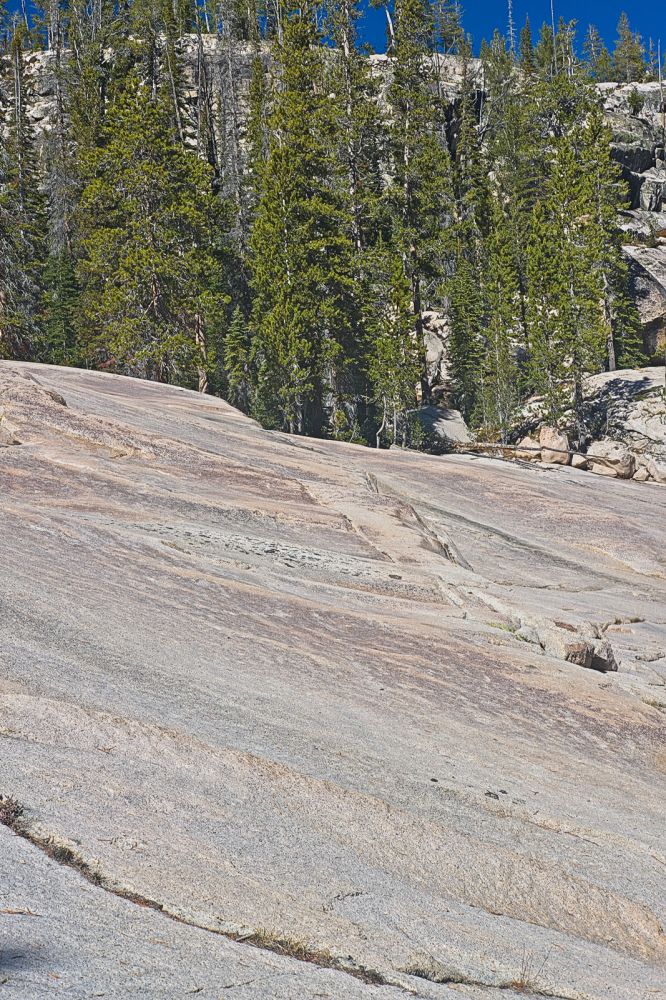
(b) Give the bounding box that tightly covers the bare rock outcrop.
[539,425,570,464]
[512,368,665,484]
[587,438,636,478]
[0,361,664,1000]
[515,434,540,460]
[624,244,666,360]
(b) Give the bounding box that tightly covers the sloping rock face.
[585,366,665,478]
[1,361,665,1000]
[624,244,666,360]
[601,82,666,212]
[600,82,666,357]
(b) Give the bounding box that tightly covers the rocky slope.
[508,366,666,483]
[0,361,665,999]
[603,81,666,360]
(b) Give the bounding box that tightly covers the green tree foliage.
[526,131,609,439]
[578,103,644,370]
[224,304,252,410]
[41,249,79,363]
[613,13,646,84]
[367,248,421,446]
[446,57,489,424]
[0,142,41,358]
[0,23,46,359]
[75,74,228,387]
[0,1,652,451]
[249,13,355,435]
[387,0,455,403]
[518,17,535,74]
[583,25,614,82]
[480,205,520,440]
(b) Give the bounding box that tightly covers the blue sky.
[358,2,661,53]
[5,1,660,55]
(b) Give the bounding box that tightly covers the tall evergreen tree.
[480,203,520,439]
[0,22,46,358]
[518,17,535,73]
[387,0,455,404]
[324,0,387,433]
[583,25,614,82]
[447,55,491,424]
[526,133,608,438]
[224,304,252,410]
[0,138,40,358]
[75,73,228,388]
[367,248,420,446]
[578,103,643,369]
[249,12,355,435]
[613,13,646,83]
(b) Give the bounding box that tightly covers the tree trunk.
[376,399,387,448]
[194,313,209,394]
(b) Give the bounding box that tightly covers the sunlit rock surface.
[1,362,665,999]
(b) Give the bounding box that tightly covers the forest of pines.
[0,0,658,446]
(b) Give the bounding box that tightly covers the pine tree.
[447,55,492,424]
[518,17,535,74]
[447,241,484,424]
[481,32,542,361]
[387,0,455,404]
[534,23,555,79]
[583,26,613,82]
[75,73,228,388]
[367,248,420,446]
[433,0,464,54]
[526,134,608,438]
[613,13,646,83]
[0,139,40,358]
[249,13,355,435]
[578,103,643,369]
[0,21,46,359]
[324,0,388,435]
[224,305,252,410]
[41,250,79,363]
[555,18,578,79]
[479,203,520,439]
[246,54,269,209]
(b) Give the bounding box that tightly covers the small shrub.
[628,87,645,117]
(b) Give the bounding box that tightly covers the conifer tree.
[447,57,491,424]
[324,0,387,432]
[224,304,252,410]
[433,0,464,53]
[578,103,643,369]
[249,12,355,435]
[0,22,46,358]
[555,18,578,79]
[41,250,80,363]
[583,26,613,82]
[479,203,520,439]
[613,13,646,83]
[481,33,541,356]
[75,73,228,387]
[387,0,455,403]
[526,134,608,438]
[534,23,555,79]
[367,249,420,446]
[246,54,269,209]
[0,139,40,358]
[518,17,535,73]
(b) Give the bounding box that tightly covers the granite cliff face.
[603,81,666,359]
[1,361,665,999]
